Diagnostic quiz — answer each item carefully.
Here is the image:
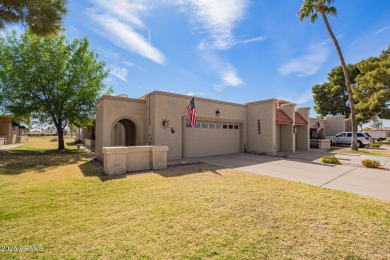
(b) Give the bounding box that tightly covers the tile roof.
[276,109,293,124]
[295,112,308,125]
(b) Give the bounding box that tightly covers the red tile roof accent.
[295,112,308,125]
[276,109,293,124]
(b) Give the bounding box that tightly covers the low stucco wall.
[84,139,95,147]
[0,138,5,146]
[102,146,168,175]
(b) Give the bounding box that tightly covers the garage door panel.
[185,124,240,157]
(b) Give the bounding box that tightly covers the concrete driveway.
[171,153,390,200]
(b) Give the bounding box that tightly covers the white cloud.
[87,1,165,64]
[278,90,313,105]
[278,45,330,77]
[239,35,267,44]
[186,91,204,97]
[351,38,362,45]
[220,64,244,87]
[186,0,249,50]
[373,25,389,35]
[213,64,244,92]
[109,65,128,82]
[89,0,146,28]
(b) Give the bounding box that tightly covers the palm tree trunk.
[320,11,358,150]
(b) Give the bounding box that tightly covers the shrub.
[320,155,340,164]
[370,143,382,149]
[361,159,381,168]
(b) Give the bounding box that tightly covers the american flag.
[313,121,320,130]
[187,97,197,127]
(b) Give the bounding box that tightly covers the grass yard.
[330,146,390,157]
[1,137,389,259]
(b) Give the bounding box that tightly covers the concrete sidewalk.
[0,144,21,150]
[170,153,390,200]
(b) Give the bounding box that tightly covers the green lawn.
[1,137,389,259]
[330,146,390,157]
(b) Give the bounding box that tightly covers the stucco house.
[309,115,352,139]
[95,91,310,160]
[0,115,29,146]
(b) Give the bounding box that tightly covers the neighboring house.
[0,115,29,146]
[309,116,352,139]
[76,122,95,147]
[95,91,310,160]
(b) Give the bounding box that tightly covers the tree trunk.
[55,124,65,151]
[320,11,358,150]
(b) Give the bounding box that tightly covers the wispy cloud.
[214,64,244,92]
[186,0,249,50]
[351,38,362,45]
[239,35,267,44]
[109,65,128,82]
[87,1,165,64]
[186,91,205,97]
[220,64,244,86]
[278,43,330,77]
[373,25,390,35]
[278,90,313,105]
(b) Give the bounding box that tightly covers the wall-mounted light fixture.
[216,109,220,117]
[293,125,297,134]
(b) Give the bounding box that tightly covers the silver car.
[328,132,372,148]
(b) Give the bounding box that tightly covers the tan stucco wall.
[324,115,345,136]
[246,99,276,155]
[296,107,310,150]
[0,116,15,144]
[150,92,247,159]
[95,96,146,159]
[96,91,311,159]
[280,103,295,152]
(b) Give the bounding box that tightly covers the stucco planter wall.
[84,139,95,147]
[310,139,330,150]
[102,146,169,175]
[0,137,5,146]
[318,139,331,150]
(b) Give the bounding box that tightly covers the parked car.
[327,132,372,148]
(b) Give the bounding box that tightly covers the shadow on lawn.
[0,149,85,175]
[78,159,224,182]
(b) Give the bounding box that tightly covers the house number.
[257,119,261,134]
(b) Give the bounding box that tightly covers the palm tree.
[0,0,67,37]
[298,0,358,150]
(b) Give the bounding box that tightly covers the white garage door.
[185,122,240,157]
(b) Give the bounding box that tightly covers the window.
[234,125,239,129]
[216,124,222,129]
[195,123,200,128]
[357,133,364,137]
[202,123,208,128]
[228,125,233,129]
[336,133,345,137]
[347,133,352,137]
[209,124,215,129]
[223,124,228,129]
[185,122,191,127]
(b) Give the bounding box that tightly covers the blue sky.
[61,1,390,123]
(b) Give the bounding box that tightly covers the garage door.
[185,122,240,157]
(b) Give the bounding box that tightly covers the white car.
[328,132,372,148]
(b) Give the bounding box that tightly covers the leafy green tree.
[298,0,359,150]
[312,64,360,118]
[0,0,67,36]
[354,46,390,122]
[0,32,109,150]
[369,117,383,130]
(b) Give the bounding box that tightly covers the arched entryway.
[113,119,136,146]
